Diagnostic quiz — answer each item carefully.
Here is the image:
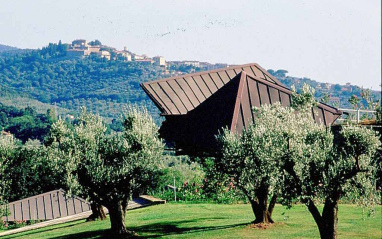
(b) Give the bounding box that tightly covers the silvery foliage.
[219,83,381,208]
[49,107,164,201]
[218,104,293,201]
[0,135,18,216]
[286,84,381,207]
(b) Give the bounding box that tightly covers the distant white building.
[98,50,111,60]
[116,47,132,61]
[133,54,145,60]
[66,49,89,59]
[71,39,88,49]
[153,56,166,67]
[182,61,200,67]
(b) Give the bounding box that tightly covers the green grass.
[2,203,381,238]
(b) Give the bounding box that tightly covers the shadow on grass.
[43,218,250,239]
[130,219,250,238]
[3,220,90,239]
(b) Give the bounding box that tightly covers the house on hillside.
[153,56,166,67]
[67,39,110,60]
[97,50,111,60]
[66,49,89,59]
[116,47,132,61]
[141,63,342,155]
[71,39,88,49]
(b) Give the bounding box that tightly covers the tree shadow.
[44,218,250,239]
[130,219,250,238]
[3,220,90,239]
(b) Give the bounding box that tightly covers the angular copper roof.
[141,63,282,115]
[230,71,342,132]
[141,63,342,154]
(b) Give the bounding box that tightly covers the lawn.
[2,203,381,238]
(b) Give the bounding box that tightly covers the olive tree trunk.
[87,202,106,221]
[107,199,131,237]
[247,184,276,224]
[307,197,340,239]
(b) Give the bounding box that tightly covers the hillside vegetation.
[0,42,380,124]
[0,50,163,121]
[0,44,19,52]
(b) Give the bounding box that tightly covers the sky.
[0,0,380,90]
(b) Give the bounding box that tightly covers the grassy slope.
[2,203,381,239]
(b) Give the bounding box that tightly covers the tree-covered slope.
[0,42,379,124]
[0,53,164,120]
[0,44,18,52]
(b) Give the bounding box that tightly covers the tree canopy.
[48,107,164,236]
[216,84,381,238]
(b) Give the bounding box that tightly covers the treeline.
[0,104,55,143]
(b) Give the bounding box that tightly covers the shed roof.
[141,63,282,115]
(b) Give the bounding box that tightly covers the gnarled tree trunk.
[247,183,276,224]
[87,202,106,221]
[107,199,133,237]
[307,197,340,239]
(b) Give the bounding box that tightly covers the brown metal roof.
[142,64,342,155]
[231,71,342,133]
[2,189,90,222]
[141,63,282,115]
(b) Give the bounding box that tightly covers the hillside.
[267,70,381,109]
[0,51,164,121]
[0,41,380,125]
[0,44,18,52]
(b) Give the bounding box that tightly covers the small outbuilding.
[141,63,342,155]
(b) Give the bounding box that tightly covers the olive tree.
[281,85,381,239]
[216,107,288,223]
[0,135,17,216]
[217,83,380,237]
[49,108,164,236]
[215,84,321,224]
[279,118,380,239]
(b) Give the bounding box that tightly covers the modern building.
[141,63,342,155]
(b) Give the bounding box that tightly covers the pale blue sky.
[0,0,380,90]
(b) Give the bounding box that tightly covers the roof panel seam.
[148,84,172,114]
[206,73,219,89]
[245,77,255,124]
[175,79,196,108]
[191,76,208,99]
[183,78,202,104]
[166,81,190,112]
[157,83,182,114]
[211,72,225,86]
[267,85,272,104]
[217,71,229,84]
[224,70,232,80]
[199,75,214,95]
[256,81,262,105]
[240,103,247,129]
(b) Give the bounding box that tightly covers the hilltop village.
[65,39,229,74]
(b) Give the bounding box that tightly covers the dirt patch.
[248,222,285,230]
